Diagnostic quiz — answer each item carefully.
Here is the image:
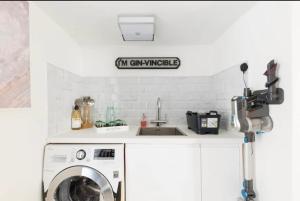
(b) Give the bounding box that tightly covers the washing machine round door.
[45,166,114,201]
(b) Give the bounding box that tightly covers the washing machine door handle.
[45,166,114,201]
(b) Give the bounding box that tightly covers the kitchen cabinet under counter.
[201,143,242,201]
[126,144,202,201]
[125,143,242,201]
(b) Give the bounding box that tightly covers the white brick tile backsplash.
[47,64,244,136]
[210,65,245,129]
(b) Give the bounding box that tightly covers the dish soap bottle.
[71,105,81,130]
[140,113,147,128]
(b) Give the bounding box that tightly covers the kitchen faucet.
[150,97,167,127]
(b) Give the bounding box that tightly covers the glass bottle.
[71,105,81,130]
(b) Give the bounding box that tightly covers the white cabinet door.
[201,144,242,201]
[126,144,201,201]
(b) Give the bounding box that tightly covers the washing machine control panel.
[76,149,86,160]
[94,149,115,160]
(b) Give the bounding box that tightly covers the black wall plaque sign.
[115,57,180,69]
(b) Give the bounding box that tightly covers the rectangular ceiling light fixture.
[118,16,155,41]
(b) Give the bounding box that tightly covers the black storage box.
[186,111,221,134]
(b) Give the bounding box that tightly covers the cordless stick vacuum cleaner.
[231,60,284,201]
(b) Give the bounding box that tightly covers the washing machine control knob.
[76,150,86,160]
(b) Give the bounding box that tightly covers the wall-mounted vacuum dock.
[231,60,284,201]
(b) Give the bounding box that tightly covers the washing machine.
[43,144,124,201]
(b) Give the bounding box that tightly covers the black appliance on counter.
[186,111,221,134]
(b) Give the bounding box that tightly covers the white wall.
[292,3,300,201]
[82,45,213,77]
[0,3,82,201]
[212,2,292,201]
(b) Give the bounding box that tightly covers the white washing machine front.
[43,144,124,201]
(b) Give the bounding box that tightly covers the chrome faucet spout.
[157,97,161,107]
[150,97,167,127]
[157,97,161,122]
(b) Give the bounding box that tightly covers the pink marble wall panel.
[0,1,30,108]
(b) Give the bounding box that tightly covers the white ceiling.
[35,1,256,46]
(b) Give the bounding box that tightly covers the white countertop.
[47,126,243,144]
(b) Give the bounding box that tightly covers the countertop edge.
[47,126,244,144]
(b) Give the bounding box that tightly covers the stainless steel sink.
[137,127,186,136]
